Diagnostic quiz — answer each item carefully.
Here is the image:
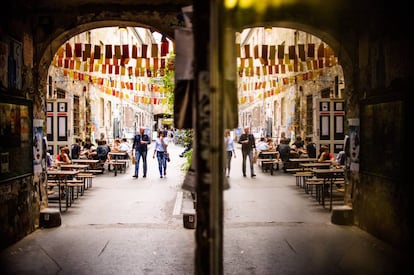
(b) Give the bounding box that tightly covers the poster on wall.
[33,120,43,174]
[349,125,360,172]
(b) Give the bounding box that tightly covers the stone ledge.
[331,205,353,225]
[183,208,196,229]
[39,208,61,228]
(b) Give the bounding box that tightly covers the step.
[331,205,353,225]
[39,208,61,228]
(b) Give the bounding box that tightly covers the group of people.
[131,128,171,179]
[223,127,344,178]
[52,126,343,179]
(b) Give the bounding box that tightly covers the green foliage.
[181,149,193,172]
[162,54,175,115]
[180,129,194,173]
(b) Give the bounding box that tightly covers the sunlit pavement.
[0,142,411,274]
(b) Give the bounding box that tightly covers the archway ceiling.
[29,0,192,9]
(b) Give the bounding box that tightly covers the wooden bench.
[293,171,313,188]
[257,158,281,175]
[85,169,104,175]
[285,168,304,173]
[107,159,129,176]
[77,173,95,189]
[48,179,85,200]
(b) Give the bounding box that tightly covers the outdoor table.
[47,170,80,212]
[108,152,129,176]
[311,168,345,211]
[299,162,331,170]
[256,151,279,174]
[71,159,100,170]
[60,164,89,170]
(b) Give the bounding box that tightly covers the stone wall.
[0,176,39,248]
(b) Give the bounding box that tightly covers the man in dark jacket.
[238,127,256,178]
[132,127,151,178]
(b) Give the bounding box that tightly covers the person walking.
[132,127,151,178]
[224,129,236,177]
[238,126,256,178]
[153,131,168,178]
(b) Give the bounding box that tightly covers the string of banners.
[51,41,337,105]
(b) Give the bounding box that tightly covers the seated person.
[277,139,291,163]
[119,138,131,150]
[55,146,72,165]
[266,138,276,151]
[80,137,96,159]
[318,145,334,163]
[336,150,346,166]
[95,139,110,162]
[111,138,121,153]
[304,137,317,158]
[118,138,131,158]
[256,137,269,152]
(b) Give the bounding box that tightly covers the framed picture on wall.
[0,95,33,182]
[0,35,23,90]
[360,93,403,179]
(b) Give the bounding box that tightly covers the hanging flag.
[66,43,72,58]
[93,45,101,60]
[253,45,259,59]
[317,43,324,58]
[288,45,296,60]
[122,44,129,58]
[153,58,159,72]
[151,44,158,58]
[105,45,112,59]
[161,37,169,56]
[318,59,324,69]
[281,65,285,74]
[277,44,284,59]
[132,45,138,58]
[298,44,305,61]
[244,44,250,58]
[114,45,121,59]
[75,60,81,70]
[236,43,241,58]
[84,44,91,59]
[269,45,276,60]
[75,43,82,58]
[57,47,64,58]
[141,44,148,58]
[308,43,315,58]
